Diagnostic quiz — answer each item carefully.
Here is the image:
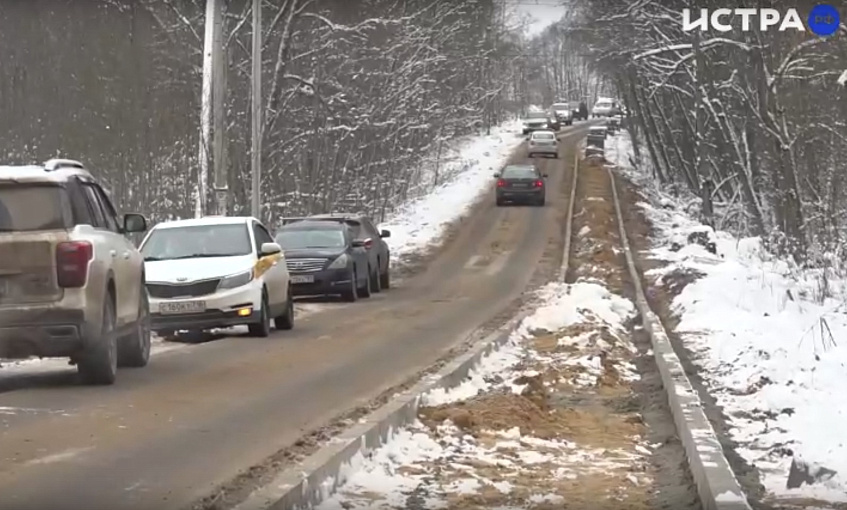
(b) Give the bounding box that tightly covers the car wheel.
[274,287,294,330]
[118,287,151,368]
[78,293,118,385]
[359,265,372,298]
[248,290,271,337]
[380,266,391,289]
[496,197,504,206]
[342,269,358,302]
[537,196,546,206]
[370,262,382,293]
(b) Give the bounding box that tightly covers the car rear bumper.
[528,146,558,156]
[289,268,352,297]
[0,307,89,358]
[497,188,545,202]
[149,282,262,332]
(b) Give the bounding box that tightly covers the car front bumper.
[289,267,352,297]
[0,307,90,358]
[149,281,262,332]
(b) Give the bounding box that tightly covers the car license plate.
[291,275,315,284]
[513,183,528,188]
[159,301,206,315]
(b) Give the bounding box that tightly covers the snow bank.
[380,120,523,263]
[317,280,650,509]
[607,129,847,503]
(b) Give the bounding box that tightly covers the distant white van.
[592,98,618,118]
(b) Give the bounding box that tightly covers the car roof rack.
[43,158,85,172]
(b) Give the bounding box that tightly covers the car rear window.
[0,184,68,232]
[532,132,555,140]
[502,166,537,179]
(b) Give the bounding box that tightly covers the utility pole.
[197,0,218,218]
[211,0,227,215]
[250,0,262,219]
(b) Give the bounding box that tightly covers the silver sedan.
[527,130,558,158]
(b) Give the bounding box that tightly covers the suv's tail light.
[363,238,373,250]
[534,180,544,187]
[56,241,93,288]
[497,179,506,187]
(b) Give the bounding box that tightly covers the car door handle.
[122,251,130,259]
[110,250,117,258]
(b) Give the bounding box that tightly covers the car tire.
[342,269,358,302]
[370,262,382,293]
[78,293,118,385]
[537,196,546,206]
[248,290,271,337]
[496,196,504,206]
[118,287,151,368]
[358,266,372,298]
[274,287,294,330]
[380,266,390,289]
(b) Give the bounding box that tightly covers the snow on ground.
[606,129,847,503]
[379,119,523,264]
[317,280,656,510]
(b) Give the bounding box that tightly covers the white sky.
[510,1,567,37]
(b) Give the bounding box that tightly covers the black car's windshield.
[0,184,68,232]
[141,223,252,260]
[502,166,537,179]
[276,229,346,249]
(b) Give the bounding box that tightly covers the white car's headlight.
[218,270,253,290]
[327,254,349,270]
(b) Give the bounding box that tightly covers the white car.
[592,99,619,118]
[139,216,293,337]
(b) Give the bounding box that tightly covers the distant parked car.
[280,213,391,291]
[140,216,294,338]
[528,130,558,158]
[592,98,619,118]
[521,111,551,135]
[275,220,373,301]
[0,159,150,385]
[551,102,573,126]
[495,164,548,207]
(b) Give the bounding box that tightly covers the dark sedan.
[275,221,372,301]
[495,164,548,206]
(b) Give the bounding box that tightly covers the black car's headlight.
[327,254,349,269]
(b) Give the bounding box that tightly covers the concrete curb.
[606,164,753,510]
[232,310,531,510]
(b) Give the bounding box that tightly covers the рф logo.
[682,5,840,36]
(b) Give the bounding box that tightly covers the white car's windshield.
[552,103,569,110]
[532,132,555,140]
[596,102,612,108]
[276,229,346,249]
[141,223,252,261]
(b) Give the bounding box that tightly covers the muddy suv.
[0,159,150,384]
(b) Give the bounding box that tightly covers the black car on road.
[495,164,548,207]
[275,221,372,301]
[279,213,391,294]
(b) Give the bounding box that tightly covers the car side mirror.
[543,173,549,178]
[123,213,147,233]
[380,229,391,238]
[260,242,282,256]
[493,173,500,178]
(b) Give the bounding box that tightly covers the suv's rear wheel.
[78,294,118,385]
[248,290,271,337]
[118,287,151,368]
[342,269,358,302]
[380,266,390,289]
[370,263,382,293]
[358,265,372,298]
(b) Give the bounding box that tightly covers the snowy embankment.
[607,131,847,504]
[317,281,656,509]
[379,119,522,264]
